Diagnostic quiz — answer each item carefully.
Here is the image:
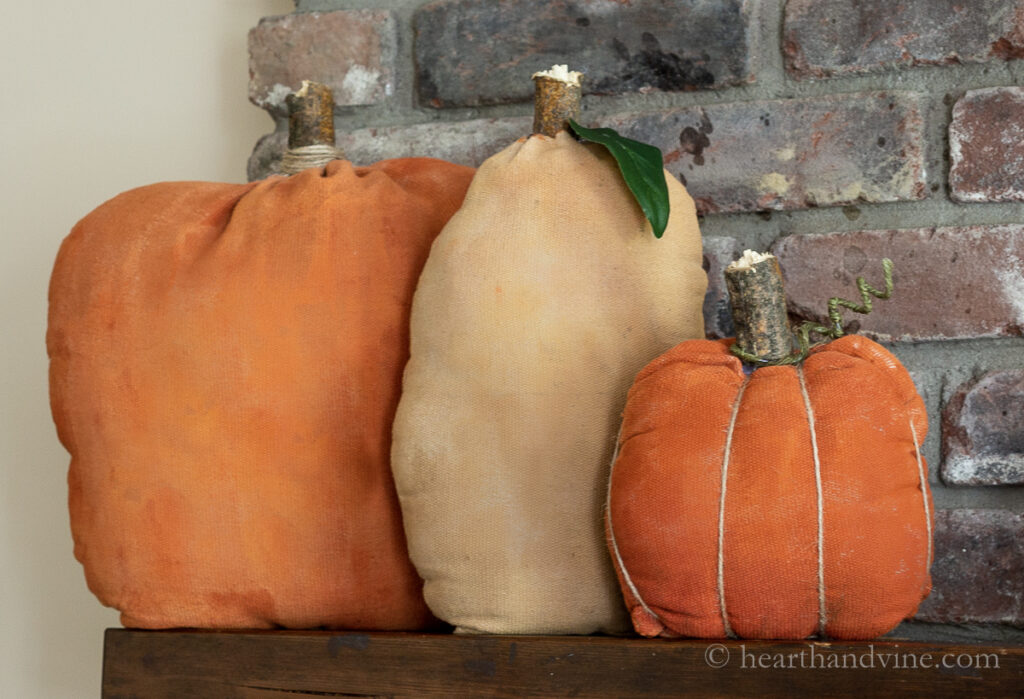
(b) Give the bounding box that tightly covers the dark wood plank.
[103,629,1024,698]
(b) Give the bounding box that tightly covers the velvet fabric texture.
[607,335,934,640]
[391,131,707,634]
[48,158,474,629]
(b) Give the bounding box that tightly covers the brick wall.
[248,0,1024,640]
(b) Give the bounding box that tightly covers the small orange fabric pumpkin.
[607,252,933,640]
[47,84,475,629]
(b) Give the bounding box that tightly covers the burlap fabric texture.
[607,335,933,640]
[392,131,707,634]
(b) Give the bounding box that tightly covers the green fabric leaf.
[568,119,670,238]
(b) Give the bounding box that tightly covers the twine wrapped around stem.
[281,80,344,175]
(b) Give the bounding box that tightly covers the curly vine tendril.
[729,258,894,366]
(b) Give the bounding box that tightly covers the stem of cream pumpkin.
[281,80,344,174]
[532,66,583,137]
[724,251,794,365]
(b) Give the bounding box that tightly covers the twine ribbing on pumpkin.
[605,425,662,629]
[910,420,934,575]
[716,374,750,639]
[280,145,345,175]
[797,366,828,637]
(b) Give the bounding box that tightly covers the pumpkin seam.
[910,420,934,575]
[606,424,662,629]
[717,374,749,640]
[797,366,828,638]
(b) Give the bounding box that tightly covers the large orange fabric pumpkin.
[48,152,474,629]
[606,254,933,640]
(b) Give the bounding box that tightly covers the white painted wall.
[0,1,293,695]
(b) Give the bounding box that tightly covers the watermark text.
[703,643,1000,671]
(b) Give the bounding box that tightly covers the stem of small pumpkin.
[281,80,344,174]
[532,65,583,137]
[725,251,795,365]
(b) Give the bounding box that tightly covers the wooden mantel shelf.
[102,629,1024,698]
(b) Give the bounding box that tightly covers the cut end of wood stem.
[725,251,795,365]
[533,65,583,138]
[282,80,343,174]
[532,65,583,86]
[727,249,774,272]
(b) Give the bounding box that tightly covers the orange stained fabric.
[607,335,933,640]
[48,158,474,629]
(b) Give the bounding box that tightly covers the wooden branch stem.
[281,80,343,175]
[724,252,794,365]
[532,68,582,137]
[286,80,335,149]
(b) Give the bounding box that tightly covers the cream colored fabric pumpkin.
[391,130,707,634]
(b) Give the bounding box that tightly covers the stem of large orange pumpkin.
[281,80,344,174]
[532,65,583,137]
[724,251,795,365]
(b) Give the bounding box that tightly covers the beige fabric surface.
[391,131,707,634]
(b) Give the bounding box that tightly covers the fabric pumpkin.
[391,129,707,635]
[48,156,474,629]
[606,256,933,640]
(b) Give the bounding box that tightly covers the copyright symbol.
[705,643,730,669]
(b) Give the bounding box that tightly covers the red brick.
[785,0,1024,79]
[604,92,926,214]
[414,0,753,108]
[942,371,1024,486]
[915,510,1024,625]
[772,225,1024,342]
[950,87,1024,203]
[247,117,531,180]
[249,11,397,115]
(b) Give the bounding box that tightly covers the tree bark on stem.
[532,70,582,137]
[286,81,335,149]
[281,80,343,175]
[725,252,794,364]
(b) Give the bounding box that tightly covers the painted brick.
[414,0,753,108]
[249,11,397,115]
[702,236,742,339]
[247,117,531,180]
[942,371,1024,486]
[249,92,925,208]
[785,0,1024,79]
[335,118,529,168]
[605,92,926,214]
[772,225,1024,342]
[950,87,1024,203]
[915,510,1024,625]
